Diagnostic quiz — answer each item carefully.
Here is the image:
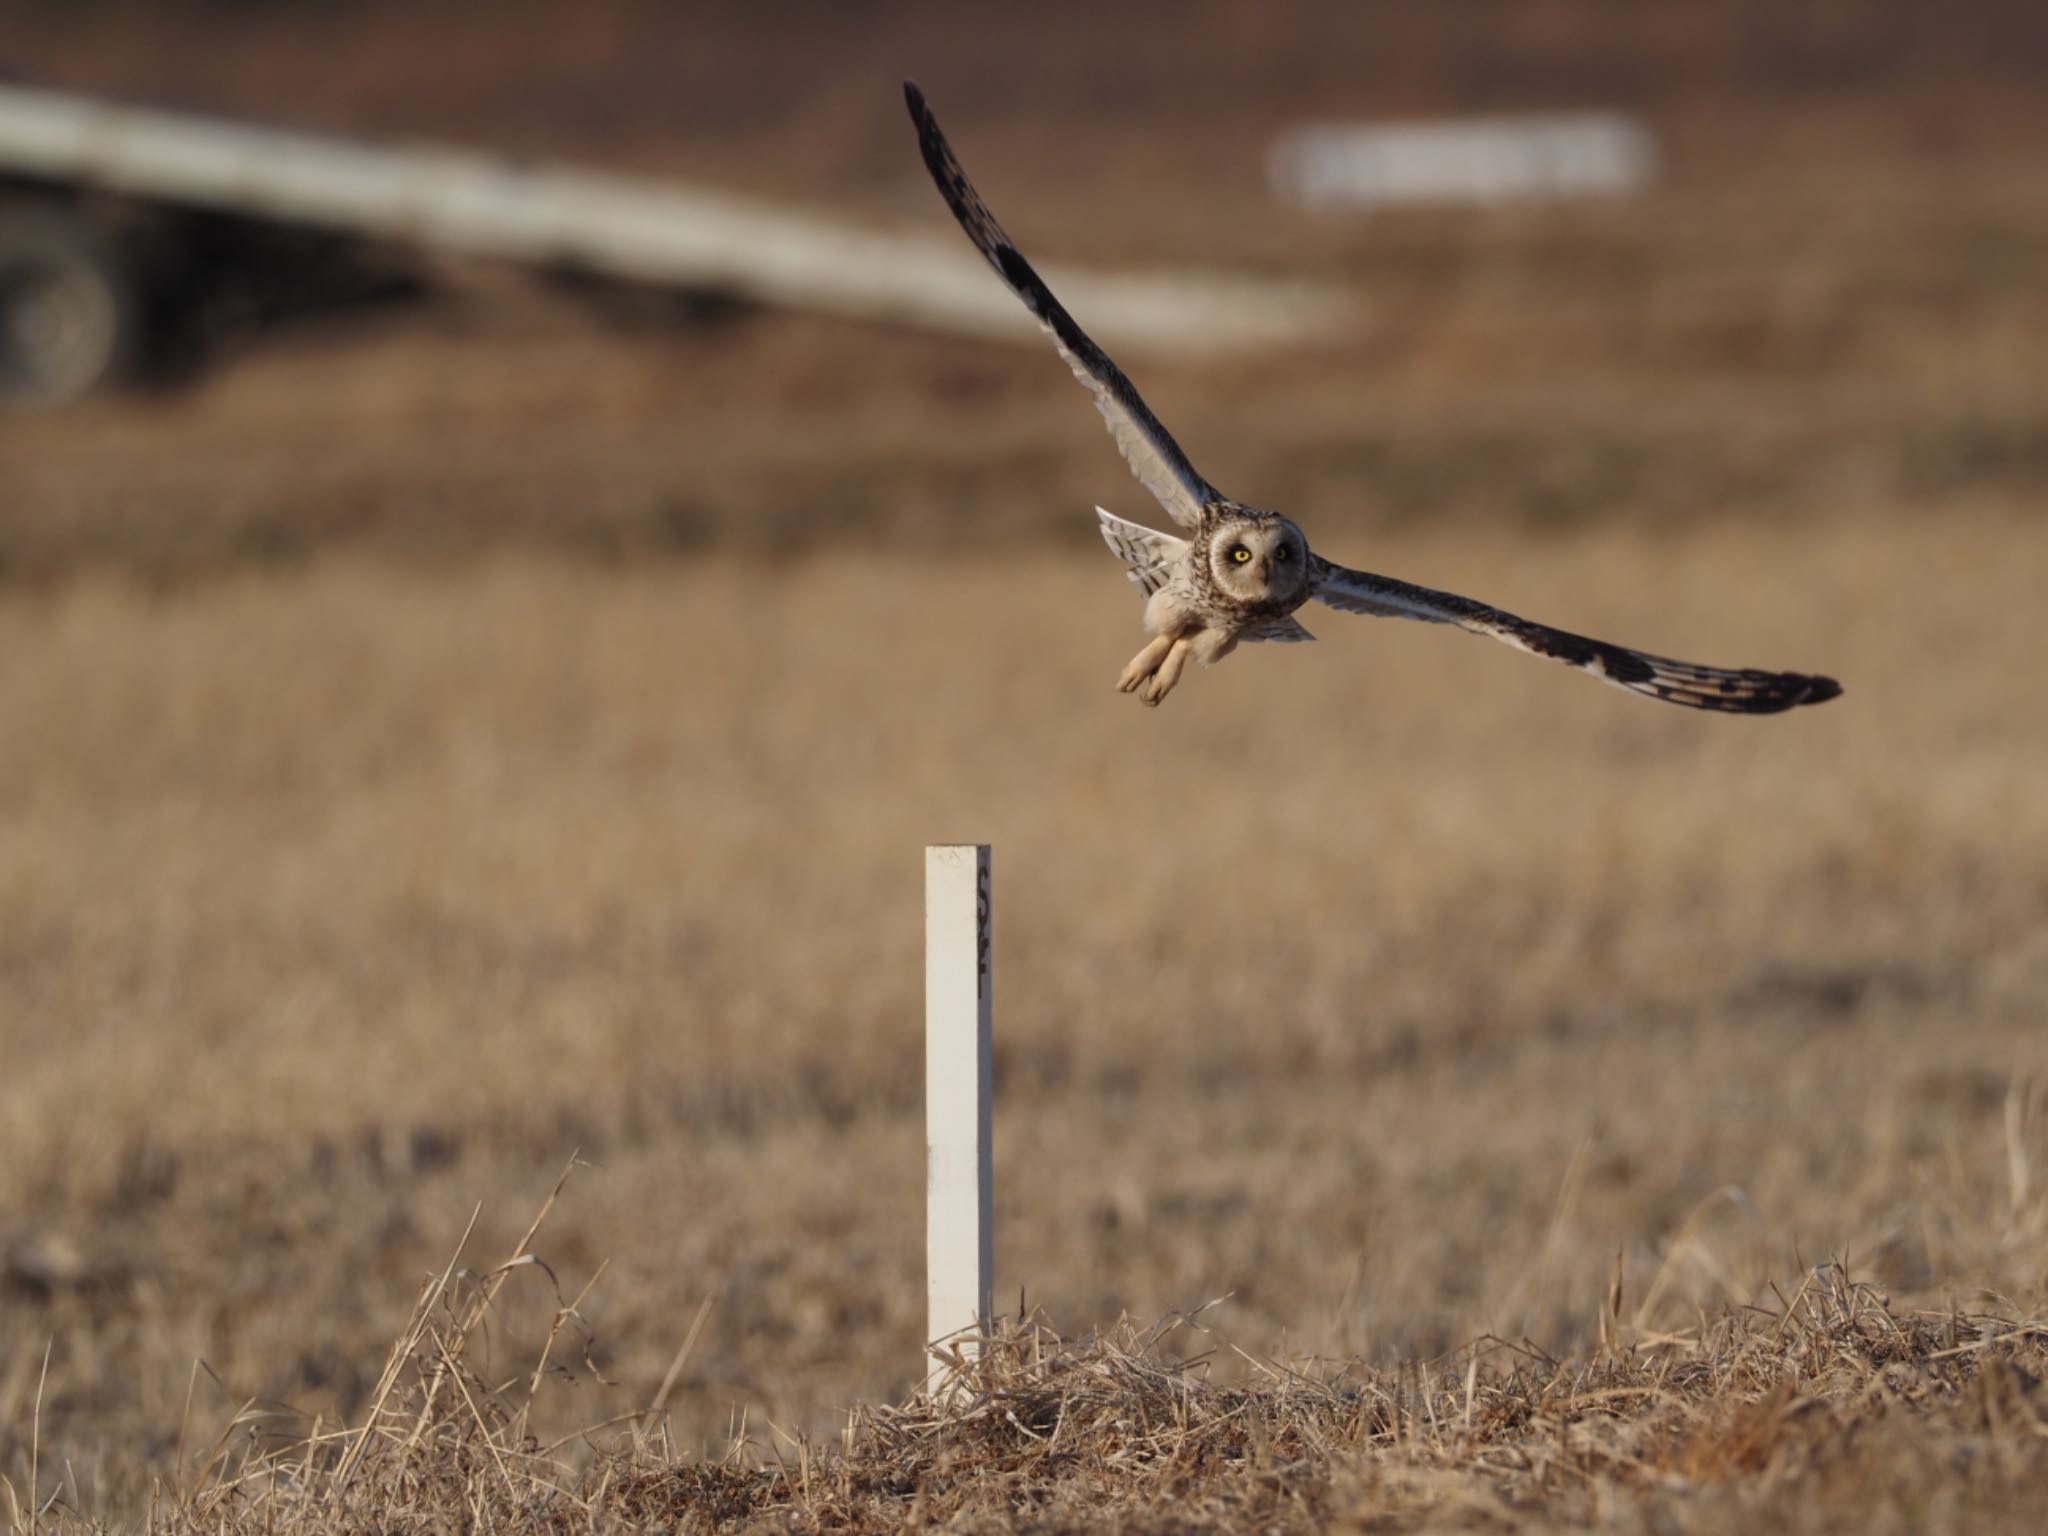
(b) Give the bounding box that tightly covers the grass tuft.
[54,1184,2045,1534]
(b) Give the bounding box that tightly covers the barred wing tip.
[1507,626,1843,714]
[1652,668,1842,713]
[1801,674,1843,704]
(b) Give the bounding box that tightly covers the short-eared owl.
[905,84,1842,713]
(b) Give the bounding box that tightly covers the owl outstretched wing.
[906,82,1220,530]
[1310,557,1841,713]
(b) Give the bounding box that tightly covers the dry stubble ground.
[0,513,2045,1530]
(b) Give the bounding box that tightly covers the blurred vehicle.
[0,80,1348,407]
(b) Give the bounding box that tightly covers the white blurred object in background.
[0,81,1358,404]
[1269,113,1658,214]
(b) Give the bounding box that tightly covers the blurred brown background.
[1,1,2045,1521]
[7,0,2048,570]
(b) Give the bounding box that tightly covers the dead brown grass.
[46,1183,2048,1534]
[1,512,2045,1530]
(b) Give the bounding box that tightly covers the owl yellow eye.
[1231,547,1251,564]
[1273,546,1290,562]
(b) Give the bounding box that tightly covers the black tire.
[0,209,138,406]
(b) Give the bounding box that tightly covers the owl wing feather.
[1095,506,1189,597]
[1240,615,1317,643]
[1310,557,1841,713]
[906,83,1220,530]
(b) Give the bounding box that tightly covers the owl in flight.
[905,84,1842,713]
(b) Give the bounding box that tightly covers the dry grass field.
[3,518,2045,1530]
[4,2,2048,1529]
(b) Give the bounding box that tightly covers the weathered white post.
[925,843,993,1394]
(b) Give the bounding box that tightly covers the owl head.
[1208,513,1311,604]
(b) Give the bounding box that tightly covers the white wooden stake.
[925,843,993,1393]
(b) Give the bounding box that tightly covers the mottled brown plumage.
[906,83,1842,713]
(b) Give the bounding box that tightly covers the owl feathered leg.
[1140,637,1196,706]
[1120,626,1239,704]
[1117,633,1177,694]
